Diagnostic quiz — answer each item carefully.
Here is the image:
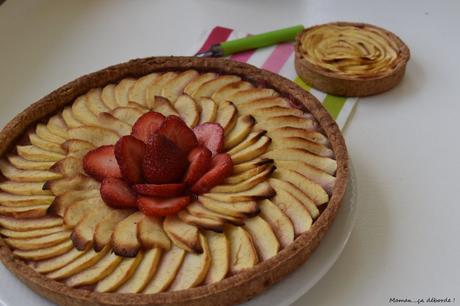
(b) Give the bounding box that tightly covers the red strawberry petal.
[115,135,146,184]
[183,146,212,185]
[193,123,224,156]
[133,183,186,197]
[191,153,233,194]
[100,178,137,208]
[158,115,198,153]
[83,145,121,181]
[138,195,191,217]
[131,111,165,143]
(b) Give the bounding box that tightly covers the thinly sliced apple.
[61,139,95,157]
[95,252,143,292]
[230,136,271,164]
[211,81,253,104]
[0,160,61,182]
[187,201,244,226]
[62,106,83,128]
[143,245,185,293]
[64,197,108,227]
[36,123,66,144]
[232,157,273,174]
[112,211,144,257]
[215,101,237,134]
[177,210,224,232]
[0,181,50,196]
[117,248,162,293]
[0,215,62,231]
[127,101,149,111]
[258,199,294,248]
[137,216,171,250]
[198,196,258,218]
[44,174,99,196]
[93,209,133,252]
[97,112,132,136]
[101,84,119,109]
[250,106,306,121]
[72,206,115,250]
[204,181,275,203]
[0,193,54,207]
[183,72,218,97]
[270,136,334,158]
[163,215,202,253]
[223,115,255,150]
[197,98,217,123]
[128,73,160,106]
[29,133,66,154]
[47,115,69,139]
[204,231,229,284]
[243,216,279,261]
[115,78,136,107]
[50,156,83,177]
[225,225,258,275]
[65,252,122,287]
[152,96,179,116]
[47,189,100,217]
[162,70,199,102]
[193,75,241,99]
[31,247,87,273]
[236,97,290,114]
[0,225,65,239]
[0,204,49,218]
[263,148,337,175]
[86,88,110,116]
[146,72,178,107]
[229,88,278,106]
[4,231,71,250]
[211,164,275,193]
[174,94,199,127]
[254,115,317,132]
[224,163,271,185]
[17,145,65,162]
[111,106,145,125]
[227,130,266,155]
[169,234,211,291]
[7,155,54,171]
[47,246,110,280]
[72,95,101,126]
[271,188,312,235]
[14,240,73,260]
[68,126,119,147]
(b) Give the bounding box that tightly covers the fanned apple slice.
[72,95,101,126]
[204,181,275,203]
[47,246,110,280]
[211,81,254,104]
[174,95,199,127]
[0,215,62,231]
[146,72,178,107]
[86,88,110,115]
[128,73,160,106]
[31,247,88,273]
[61,139,95,158]
[232,157,273,175]
[4,231,71,250]
[0,181,50,196]
[228,88,278,106]
[138,216,171,250]
[163,215,202,253]
[0,160,61,182]
[97,112,132,136]
[95,252,143,292]
[224,163,271,185]
[72,206,115,250]
[143,246,185,293]
[169,234,211,291]
[236,97,290,114]
[0,225,65,239]
[0,193,54,207]
[47,115,69,139]
[204,231,229,284]
[224,115,255,149]
[114,78,136,106]
[111,106,145,125]
[162,70,199,102]
[226,225,258,275]
[36,124,66,144]
[197,98,217,123]
[230,136,271,164]
[68,126,119,147]
[183,72,218,97]
[258,199,294,248]
[127,101,149,111]
[187,201,244,226]
[117,248,162,293]
[64,197,108,227]
[270,136,334,158]
[243,216,280,261]
[193,75,241,99]
[29,133,66,154]
[7,155,54,171]
[263,148,337,175]
[152,96,179,116]
[50,156,83,177]
[62,106,83,128]
[111,212,144,257]
[215,101,237,134]
[0,204,49,218]
[101,84,119,109]
[227,130,266,156]
[255,115,317,133]
[14,240,73,260]
[210,164,275,193]
[271,188,312,235]
[17,145,65,162]
[177,210,224,232]
[44,174,99,196]
[65,252,122,287]
[93,209,133,252]
[198,196,258,218]
[250,106,306,121]
[48,189,100,216]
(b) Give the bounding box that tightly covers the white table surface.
[1,0,460,305]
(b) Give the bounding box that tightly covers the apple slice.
[146,72,178,107]
[211,81,253,104]
[72,95,101,126]
[112,212,143,257]
[71,206,114,250]
[62,106,83,128]
[137,215,171,250]
[47,115,69,139]
[0,193,54,207]
[101,84,119,109]
[50,156,83,177]
[0,160,61,182]
[164,215,202,253]
[97,112,132,136]
[225,225,258,275]
[17,145,65,162]
[197,98,217,123]
[86,88,110,116]
[0,181,51,196]
[250,106,307,121]
[14,240,73,261]
[68,126,119,147]
[198,196,258,218]
[169,233,211,291]
[193,75,241,99]
[61,139,95,157]
[0,215,62,231]
[36,123,66,144]
[268,127,330,146]
[271,188,312,235]
[162,70,199,102]
[114,78,136,106]
[224,163,272,185]
[270,136,334,158]
[223,115,255,150]
[243,216,280,261]
[47,189,100,217]
[95,252,143,292]
[0,204,49,218]
[143,245,185,293]
[111,106,145,125]
[232,157,273,174]
[31,248,87,273]
[174,94,199,127]
[4,231,71,251]
[0,225,65,239]
[215,101,237,134]
[236,97,290,114]
[128,73,160,106]
[210,164,275,193]
[187,201,244,226]
[255,115,317,133]
[64,197,108,227]
[230,136,271,164]
[93,209,133,252]
[204,181,275,203]
[227,130,266,155]
[229,88,278,106]
[183,72,218,96]
[44,174,99,196]
[204,231,229,284]
[7,155,54,171]
[258,199,294,248]
[177,210,224,232]
[152,96,179,117]
[29,133,66,154]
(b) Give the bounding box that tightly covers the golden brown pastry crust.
[0,56,348,306]
[295,22,410,97]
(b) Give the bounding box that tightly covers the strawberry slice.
[191,153,233,194]
[131,111,165,143]
[157,115,198,153]
[138,195,191,217]
[183,146,212,185]
[100,178,137,208]
[83,145,121,181]
[114,135,145,184]
[143,133,189,184]
[133,183,186,197]
[193,123,224,156]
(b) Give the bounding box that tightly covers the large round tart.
[0,57,348,306]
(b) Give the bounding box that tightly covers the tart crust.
[0,57,348,306]
[295,21,410,97]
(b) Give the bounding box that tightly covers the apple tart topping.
[0,70,337,292]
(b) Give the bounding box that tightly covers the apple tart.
[0,57,348,306]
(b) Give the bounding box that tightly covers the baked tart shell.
[295,21,410,97]
[0,56,348,306]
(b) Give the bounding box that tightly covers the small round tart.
[0,57,348,306]
[295,21,410,96]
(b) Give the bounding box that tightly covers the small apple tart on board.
[295,21,410,96]
[0,57,348,306]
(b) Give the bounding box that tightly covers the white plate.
[0,164,357,306]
